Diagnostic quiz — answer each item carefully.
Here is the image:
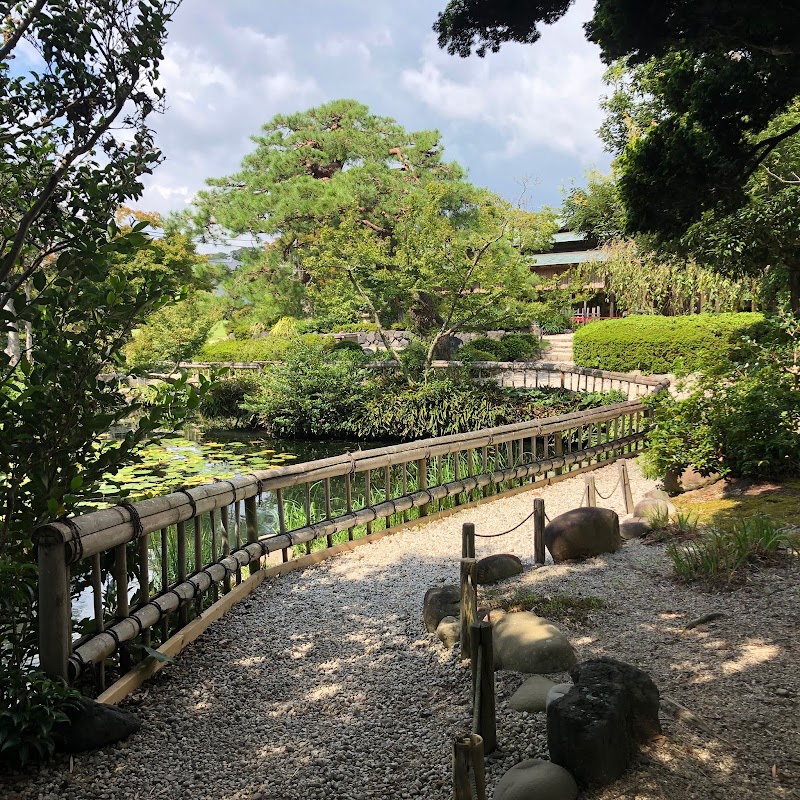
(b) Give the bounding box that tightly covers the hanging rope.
[473,508,536,538]
[594,474,622,501]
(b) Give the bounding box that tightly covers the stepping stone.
[508,675,556,712]
[491,611,576,673]
[477,553,523,584]
[494,758,578,800]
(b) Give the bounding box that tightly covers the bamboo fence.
[33,367,668,688]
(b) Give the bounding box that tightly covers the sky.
[136,0,612,223]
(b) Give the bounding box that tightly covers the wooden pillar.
[533,498,546,565]
[417,456,429,517]
[452,733,486,800]
[460,558,478,661]
[585,475,597,507]
[37,538,71,680]
[470,621,496,755]
[245,495,260,574]
[462,523,475,559]
[619,460,634,514]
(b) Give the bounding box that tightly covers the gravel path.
[7,460,799,800]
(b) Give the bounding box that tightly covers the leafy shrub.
[668,516,794,586]
[243,343,367,437]
[0,670,85,767]
[573,313,764,374]
[531,306,572,334]
[643,312,800,479]
[198,375,260,426]
[269,316,300,337]
[460,333,542,362]
[330,339,369,361]
[198,334,333,363]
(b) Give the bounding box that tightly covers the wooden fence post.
[417,456,429,517]
[619,460,634,514]
[460,558,478,661]
[245,495,260,574]
[462,523,475,559]
[452,733,486,800]
[533,498,546,565]
[585,475,597,507]
[470,621,496,754]
[36,534,71,680]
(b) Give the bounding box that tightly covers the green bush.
[330,339,369,360]
[198,334,333,363]
[573,313,764,374]
[198,376,260,426]
[531,306,572,334]
[642,312,800,479]
[460,333,542,362]
[668,516,794,586]
[243,343,367,437]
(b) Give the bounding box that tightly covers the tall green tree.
[433,1,800,254]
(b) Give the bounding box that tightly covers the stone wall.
[332,328,539,353]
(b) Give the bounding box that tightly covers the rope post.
[460,558,478,661]
[452,733,486,800]
[470,621,496,754]
[462,522,475,559]
[585,474,597,507]
[35,531,71,680]
[533,498,546,565]
[619,460,634,514]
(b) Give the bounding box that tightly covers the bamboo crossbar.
[33,366,668,682]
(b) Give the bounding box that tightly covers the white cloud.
[316,28,393,63]
[401,2,605,162]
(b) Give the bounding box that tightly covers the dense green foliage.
[243,343,368,438]
[668,517,795,587]
[573,313,764,374]
[198,334,333,363]
[643,313,800,479]
[459,334,542,362]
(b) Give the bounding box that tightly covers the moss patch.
[481,588,605,626]
[673,478,800,529]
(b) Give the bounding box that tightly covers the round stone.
[494,758,578,800]
[508,675,557,713]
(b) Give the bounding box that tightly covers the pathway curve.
[10,463,662,800]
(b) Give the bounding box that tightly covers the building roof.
[531,249,608,267]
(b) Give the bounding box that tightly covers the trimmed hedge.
[198,334,332,363]
[460,333,542,362]
[573,313,764,374]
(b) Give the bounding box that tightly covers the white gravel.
[7,459,799,800]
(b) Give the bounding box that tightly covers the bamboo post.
[114,542,132,670]
[470,621,496,755]
[417,456,429,517]
[345,474,354,540]
[619,460,634,514]
[92,553,106,690]
[554,430,564,476]
[37,537,71,680]
[304,482,313,554]
[462,522,475,559]
[365,470,373,535]
[533,498,546,565]
[324,477,333,547]
[276,489,288,562]
[176,522,187,625]
[138,532,151,646]
[221,507,232,592]
[460,558,478,661]
[245,495,260,575]
[585,475,597,507]
[452,733,486,800]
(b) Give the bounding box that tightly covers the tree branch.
[0,0,48,62]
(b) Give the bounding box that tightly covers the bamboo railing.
[34,368,668,688]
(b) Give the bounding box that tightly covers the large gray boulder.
[547,657,661,786]
[492,611,576,673]
[663,466,722,495]
[633,496,676,521]
[544,507,621,563]
[620,517,651,540]
[494,759,578,800]
[423,585,460,633]
[476,553,523,585]
[508,675,557,713]
[54,699,141,753]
